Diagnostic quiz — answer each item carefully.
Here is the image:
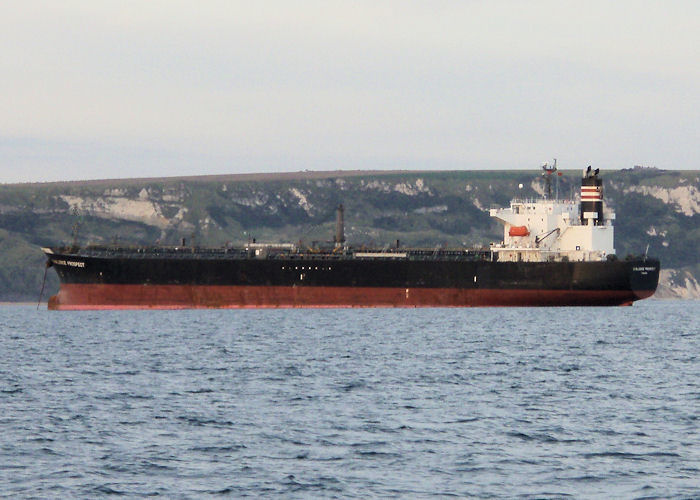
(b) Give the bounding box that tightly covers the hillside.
[1,167,698,301]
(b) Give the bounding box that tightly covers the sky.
[1,1,698,183]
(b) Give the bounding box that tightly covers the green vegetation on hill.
[0,167,697,301]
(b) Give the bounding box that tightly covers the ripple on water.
[0,301,698,497]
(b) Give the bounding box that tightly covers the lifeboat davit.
[509,225,530,237]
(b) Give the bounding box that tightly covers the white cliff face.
[288,188,314,215]
[625,185,700,216]
[656,269,700,299]
[60,195,171,229]
[393,178,431,196]
[359,178,431,196]
[231,193,269,208]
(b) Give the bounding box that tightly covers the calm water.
[0,301,698,498]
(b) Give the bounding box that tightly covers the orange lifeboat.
[509,225,530,237]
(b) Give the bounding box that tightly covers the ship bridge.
[489,167,616,262]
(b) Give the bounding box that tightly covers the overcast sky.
[1,1,698,182]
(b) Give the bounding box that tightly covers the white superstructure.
[489,165,615,262]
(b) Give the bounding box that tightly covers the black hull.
[45,249,660,309]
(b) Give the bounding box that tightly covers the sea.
[0,300,698,499]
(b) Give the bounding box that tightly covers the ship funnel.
[335,204,345,248]
[580,166,604,226]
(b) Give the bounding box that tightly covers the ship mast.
[541,158,558,199]
[334,204,345,248]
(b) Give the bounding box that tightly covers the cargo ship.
[42,166,659,309]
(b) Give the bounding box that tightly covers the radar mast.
[541,158,559,199]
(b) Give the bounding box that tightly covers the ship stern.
[628,258,661,301]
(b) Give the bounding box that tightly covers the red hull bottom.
[47,284,655,310]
